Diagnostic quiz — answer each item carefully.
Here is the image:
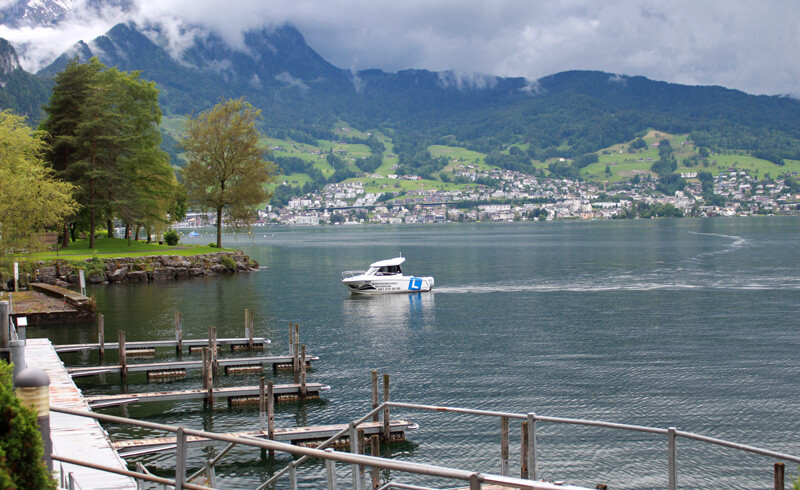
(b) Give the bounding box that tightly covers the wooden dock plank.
[85,383,330,407]
[55,337,270,352]
[67,354,319,377]
[25,338,137,489]
[112,420,419,457]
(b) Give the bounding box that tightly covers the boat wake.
[436,276,800,294]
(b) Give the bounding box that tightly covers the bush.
[163,229,180,246]
[220,255,237,270]
[208,242,217,248]
[0,361,57,488]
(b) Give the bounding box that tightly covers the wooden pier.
[55,337,270,353]
[85,382,331,408]
[112,420,419,457]
[67,354,318,377]
[24,338,137,489]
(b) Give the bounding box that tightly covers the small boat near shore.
[341,256,434,294]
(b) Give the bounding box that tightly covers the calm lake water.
[33,217,800,489]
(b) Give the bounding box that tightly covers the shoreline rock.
[27,251,259,286]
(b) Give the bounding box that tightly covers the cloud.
[437,70,498,90]
[1,0,798,96]
[275,71,308,91]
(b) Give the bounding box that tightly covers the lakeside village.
[178,164,800,227]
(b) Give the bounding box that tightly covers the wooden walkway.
[67,354,319,377]
[55,337,270,353]
[113,420,419,457]
[25,338,137,489]
[85,382,331,408]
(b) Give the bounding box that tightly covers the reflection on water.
[342,292,435,331]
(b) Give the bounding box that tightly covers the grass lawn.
[22,238,226,262]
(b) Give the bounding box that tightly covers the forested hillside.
[2,21,800,180]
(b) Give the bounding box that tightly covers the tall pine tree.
[41,58,178,248]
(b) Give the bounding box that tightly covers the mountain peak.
[0,38,22,77]
[0,0,76,27]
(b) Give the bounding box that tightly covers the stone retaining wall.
[29,251,258,287]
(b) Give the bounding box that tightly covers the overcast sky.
[1,0,798,97]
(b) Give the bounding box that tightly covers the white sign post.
[13,262,18,292]
[79,270,86,297]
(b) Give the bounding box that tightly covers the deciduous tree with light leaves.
[180,98,277,248]
[0,110,77,267]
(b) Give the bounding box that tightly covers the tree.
[0,110,77,267]
[180,98,277,248]
[41,58,177,248]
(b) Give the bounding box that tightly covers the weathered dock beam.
[85,382,331,408]
[67,354,319,377]
[55,337,271,353]
[112,420,419,457]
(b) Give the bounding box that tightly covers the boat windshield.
[370,265,402,276]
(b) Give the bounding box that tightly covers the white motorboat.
[341,256,434,294]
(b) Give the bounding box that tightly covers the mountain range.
[2,17,800,171]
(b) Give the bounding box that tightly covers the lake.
[34,217,800,489]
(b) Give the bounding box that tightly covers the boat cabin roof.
[369,257,406,268]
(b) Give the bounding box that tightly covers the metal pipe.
[325,448,338,490]
[50,406,582,488]
[675,430,800,464]
[10,339,25,377]
[528,412,538,480]
[386,401,669,435]
[351,423,362,490]
[52,454,210,490]
[175,427,187,490]
[668,427,677,490]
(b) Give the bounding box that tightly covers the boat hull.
[342,276,434,294]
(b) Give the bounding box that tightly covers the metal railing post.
[289,462,298,490]
[325,448,338,489]
[528,412,538,480]
[470,472,482,489]
[351,423,362,490]
[668,426,677,490]
[175,427,187,490]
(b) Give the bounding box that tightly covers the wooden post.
[201,348,208,390]
[208,326,218,372]
[206,347,214,407]
[175,311,182,354]
[292,332,300,384]
[245,308,250,343]
[300,345,307,397]
[370,434,380,489]
[267,381,275,437]
[371,371,379,422]
[358,429,366,486]
[288,323,293,356]
[775,462,785,490]
[247,309,254,349]
[520,421,529,479]
[500,416,509,476]
[118,330,127,382]
[267,381,275,458]
[259,377,266,431]
[382,374,390,443]
[97,314,105,362]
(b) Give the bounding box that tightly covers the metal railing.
[50,405,589,490]
[49,400,800,489]
[384,401,800,490]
